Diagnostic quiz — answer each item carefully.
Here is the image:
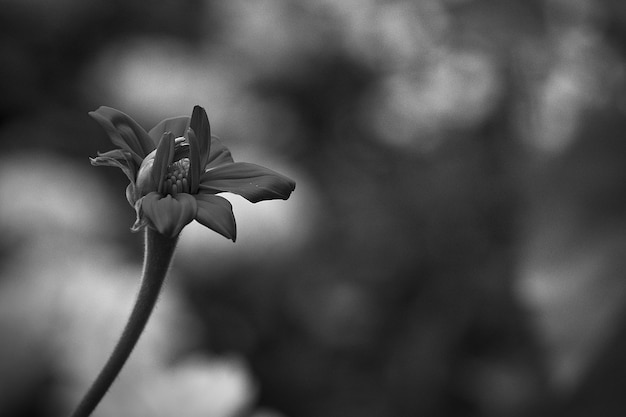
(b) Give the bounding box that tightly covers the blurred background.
[2,0,626,416]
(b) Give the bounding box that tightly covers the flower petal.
[90,149,137,183]
[140,192,197,237]
[152,132,175,193]
[206,136,234,169]
[89,107,155,163]
[148,116,190,144]
[190,106,211,168]
[195,193,237,241]
[199,162,296,203]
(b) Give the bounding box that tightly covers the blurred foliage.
[2,0,626,417]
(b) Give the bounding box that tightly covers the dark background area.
[2,0,626,416]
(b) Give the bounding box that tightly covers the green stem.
[70,228,178,417]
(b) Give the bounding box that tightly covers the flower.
[90,105,296,240]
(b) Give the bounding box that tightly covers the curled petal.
[126,183,139,207]
[186,128,201,193]
[136,151,157,197]
[152,132,175,193]
[148,116,190,145]
[205,136,234,169]
[195,193,237,241]
[131,197,150,232]
[90,149,137,183]
[199,162,296,203]
[140,192,197,237]
[89,107,155,163]
[190,106,211,167]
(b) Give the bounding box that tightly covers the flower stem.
[70,228,179,417]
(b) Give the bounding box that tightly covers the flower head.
[90,105,295,240]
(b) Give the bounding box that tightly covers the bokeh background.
[2,0,626,416]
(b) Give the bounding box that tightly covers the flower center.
[163,158,191,196]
